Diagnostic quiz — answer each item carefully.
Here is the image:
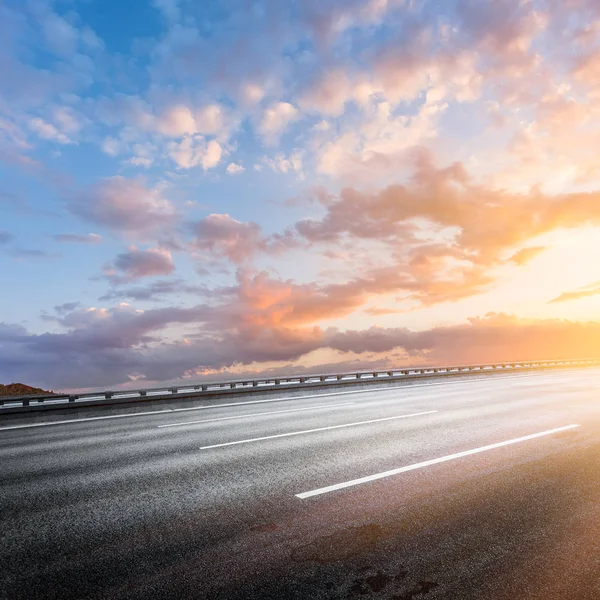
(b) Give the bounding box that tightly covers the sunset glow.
[2,0,600,390]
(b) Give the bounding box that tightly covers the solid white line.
[0,408,175,431]
[198,410,438,450]
[296,424,580,499]
[0,370,569,432]
[158,401,354,428]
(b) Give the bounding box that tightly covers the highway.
[1,368,600,600]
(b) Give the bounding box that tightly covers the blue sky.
[2,0,600,391]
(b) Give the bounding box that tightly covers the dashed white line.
[296,423,580,499]
[198,410,438,450]
[158,401,354,428]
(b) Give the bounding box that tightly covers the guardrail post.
[202,384,208,391]
[274,379,280,385]
[23,398,30,407]
[68,395,77,403]
[105,392,114,399]
[139,390,147,396]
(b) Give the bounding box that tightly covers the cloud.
[190,215,299,264]
[325,313,600,366]
[167,136,223,169]
[103,247,176,283]
[191,214,266,263]
[509,246,546,265]
[573,49,600,87]
[0,231,14,245]
[294,150,600,271]
[54,302,81,315]
[28,117,71,144]
[68,177,177,236]
[262,151,304,175]
[313,98,448,181]
[53,233,103,244]
[99,279,210,302]
[155,105,197,137]
[2,307,600,390]
[39,11,79,56]
[363,307,401,316]
[10,248,60,260]
[226,162,245,174]
[299,69,353,116]
[550,281,600,304]
[258,102,299,145]
[153,0,181,22]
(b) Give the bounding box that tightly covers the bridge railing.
[1,358,598,412]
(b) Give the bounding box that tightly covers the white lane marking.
[0,370,572,432]
[0,408,175,431]
[158,402,354,428]
[296,424,580,499]
[199,410,438,450]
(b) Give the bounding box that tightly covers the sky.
[2,0,600,392]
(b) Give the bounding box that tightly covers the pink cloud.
[191,214,265,263]
[3,307,600,390]
[68,176,177,236]
[104,247,176,283]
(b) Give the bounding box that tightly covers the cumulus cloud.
[29,117,71,144]
[258,102,299,145]
[262,150,304,175]
[155,105,197,137]
[68,177,177,236]
[103,247,176,283]
[294,149,600,272]
[167,136,223,169]
[150,103,229,139]
[191,214,266,263]
[299,69,353,116]
[190,214,299,264]
[226,162,245,174]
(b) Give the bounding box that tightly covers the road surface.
[2,368,600,599]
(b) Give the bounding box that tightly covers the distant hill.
[0,383,54,397]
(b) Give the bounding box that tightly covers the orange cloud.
[550,281,600,304]
[509,246,546,265]
[326,313,600,366]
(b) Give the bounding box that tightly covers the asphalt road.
[2,368,600,600]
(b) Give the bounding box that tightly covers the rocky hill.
[0,383,54,397]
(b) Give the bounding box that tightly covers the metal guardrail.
[1,358,598,413]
